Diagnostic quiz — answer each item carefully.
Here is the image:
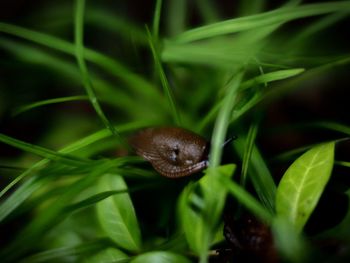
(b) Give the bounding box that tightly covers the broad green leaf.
[276,142,335,232]
[96,174,141,252]
[178,164,235,260]
[84,247,128,263]
[130,251,191,263]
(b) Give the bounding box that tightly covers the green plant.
[1,0,350,262]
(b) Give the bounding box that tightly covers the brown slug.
[129,127,209,178]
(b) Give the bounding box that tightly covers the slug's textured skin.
[129,127,209,178]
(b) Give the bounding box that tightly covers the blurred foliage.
[1,0,350,262]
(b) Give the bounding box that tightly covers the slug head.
[129,127,209,178]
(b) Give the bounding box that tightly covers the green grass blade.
[210,71,243,167]
[147,29,181,125]
[173,2,350,43]
[13,96,88,116]
[233,136,276,212]
[0,133,90,166]
[195,0,220,23]
[66,190,128,212]
[74,0,118,137]
[96,174,142,252]
[152,0,162,39]
[240,68,305,90]
[166,0,187,36]
[295,121,350,136]
[335,161,350,168]
[0,176,45,223]
[240,120,259,187]
[276,142,335,233]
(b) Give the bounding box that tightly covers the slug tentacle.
[129,127,209,178]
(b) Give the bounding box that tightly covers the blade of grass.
[0,176,48,223]
[66,180,155,213]
[152,0,162,40]
[240,68,305,90]
[288,121,350,136]
[195,0,220,23]
[240,120,259,187]
[166,0,187,36]
[74,0,118,137]
[335,161,350,168]
[0,133,91,166]
[13,95,88,116]
[210,71,244,167]
[147,28,181,125]
[173,2,350,43]
[233,135,276,212]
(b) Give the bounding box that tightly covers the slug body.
[129,127,209,178]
